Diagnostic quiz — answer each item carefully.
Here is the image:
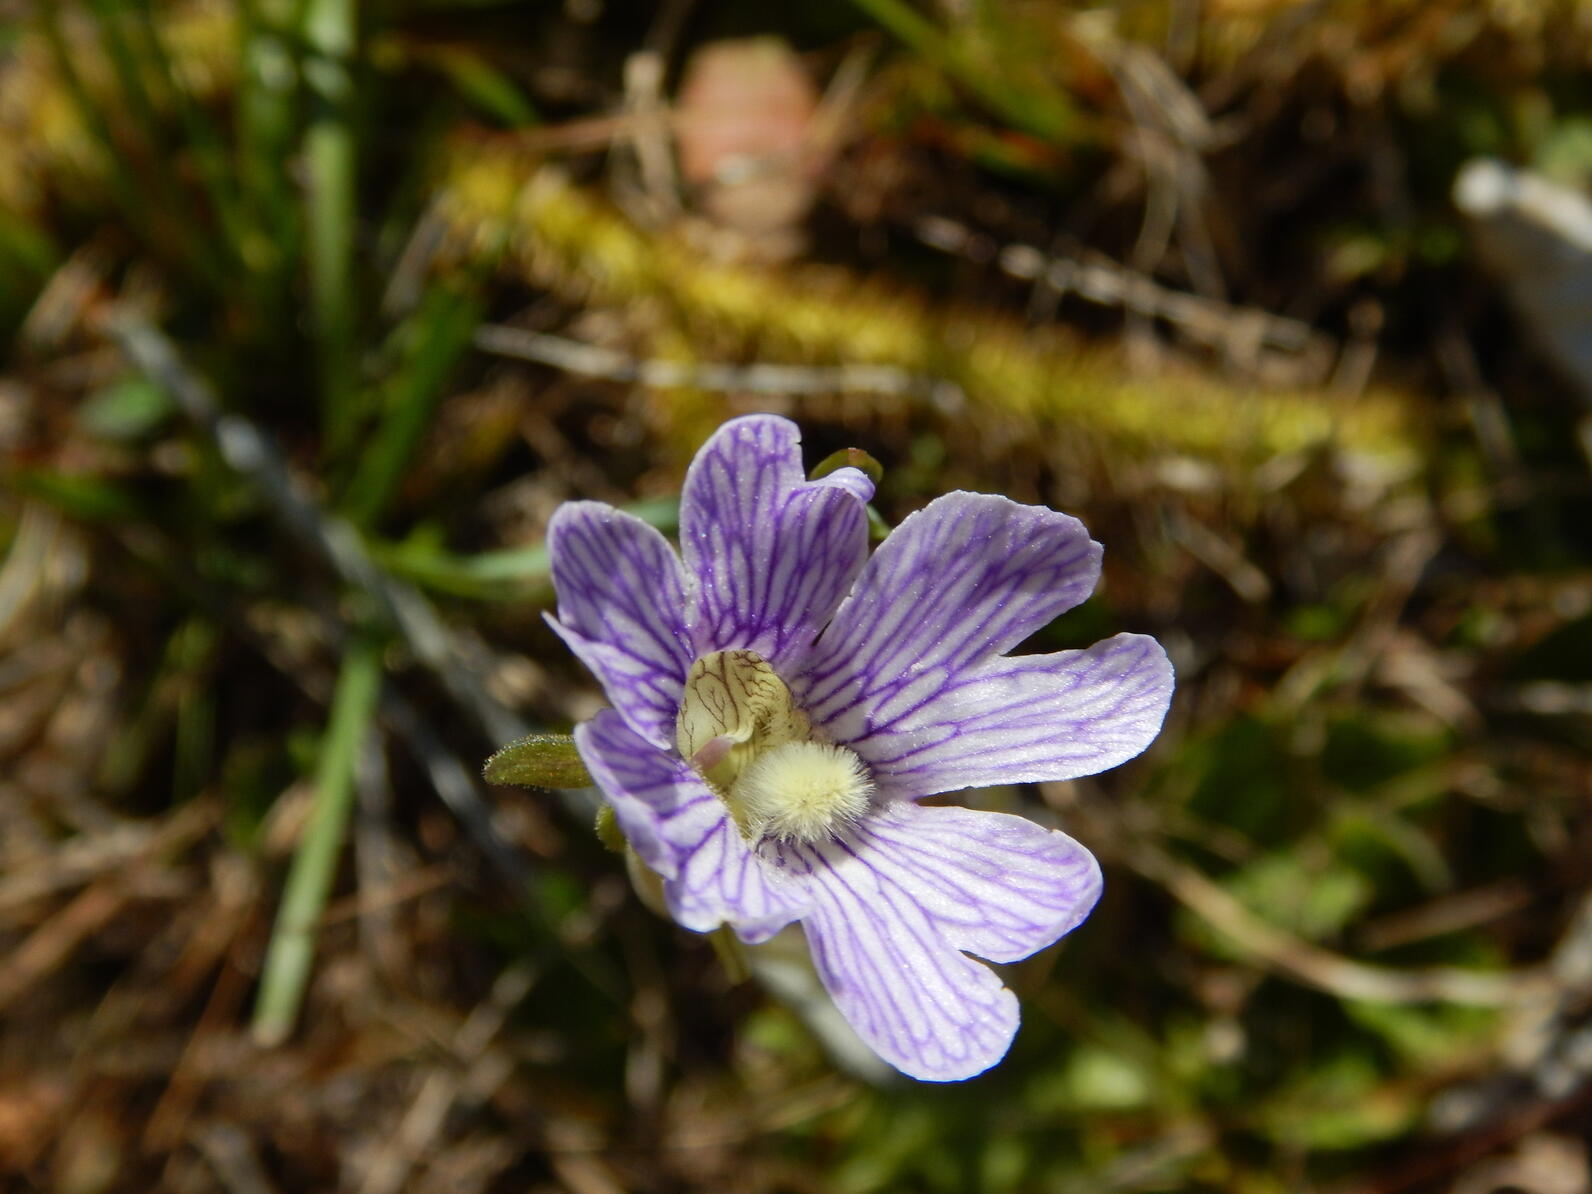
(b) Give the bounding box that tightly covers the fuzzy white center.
[675,649,876,844]
[732,740,875,843]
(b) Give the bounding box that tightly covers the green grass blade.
[302,0,362,454]
[127,0,251,272]
[846,0,1074,143]
[0,211,59,333]
[343,283,483,528]
[237,0,303,294]
[35,6,156,244]
[0,209,58,278]
[76,0,232,288]
[433,47,541,127]
[252,634,384,1046]
[171,619,220,802]
[83,0,169,158]
[9,468,145,523]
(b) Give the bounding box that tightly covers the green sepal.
[809,447,884,486]
[483,733,592,788]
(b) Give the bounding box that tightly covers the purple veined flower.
[548,414,1173,1081]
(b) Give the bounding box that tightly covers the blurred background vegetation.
[2,0,1591,1191]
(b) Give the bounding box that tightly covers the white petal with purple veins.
[549,502,695,748]
[783,833,1022,1082]
[849,802,1103,963]
[843,633,1174,798]
[664,819,810,943]
[576,710,810,939]
[796,492,1102,738]
[575,710,723,879]
[681,415,874,670]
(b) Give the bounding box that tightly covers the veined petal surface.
[849,802,1103,964]
[574,710,722,880]
[796,493,1119,782]
[664,820,810,943]
[784,832,1021,1082]
[845,633,1174,797]
[549,502,695,747]
[681,415,873,671]
[576,711,810,939]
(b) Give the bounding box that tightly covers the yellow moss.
[437,142,1420,473]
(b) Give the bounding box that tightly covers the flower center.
[676,649,874,843]
[734,741,874,843]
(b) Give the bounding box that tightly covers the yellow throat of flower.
[676,649,874,844]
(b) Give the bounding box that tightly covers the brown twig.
[356,963,539,1194]
[474,322,945,399]
[911,213,1329,364]
[1126,841,1551,1007]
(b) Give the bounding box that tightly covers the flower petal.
[795,492,1102,753]
[576,710,810,940]
[665,821,811,944]
[781,833,1021,1082]
[575,709,719,879]
[840,633,1174,797]
[549,501,695,747]
[681,414,874,669]
[849,802,1102,964]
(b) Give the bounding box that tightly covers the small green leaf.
[435,48,542,127]
[484,733,592,788]
[810,447,885,486]
[14,468,142,521]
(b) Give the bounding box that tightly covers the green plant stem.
[252,634,383,1046]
